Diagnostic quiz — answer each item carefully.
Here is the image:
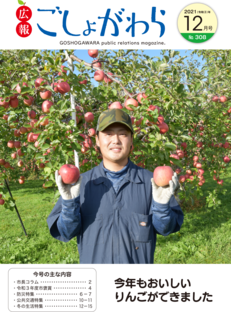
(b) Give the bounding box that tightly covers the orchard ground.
[0,167,230,264]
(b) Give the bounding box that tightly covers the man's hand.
[55,170,82,200]
[151,172,180,204]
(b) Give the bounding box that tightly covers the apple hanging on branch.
[88,49,98,58]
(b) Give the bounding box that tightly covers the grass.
[0,169,230,264]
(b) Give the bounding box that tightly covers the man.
[47,108,184,264]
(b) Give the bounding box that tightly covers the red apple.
[58,65,67,76]
[170,154,179,164]
[7,140,14,148]
[104,72,113,84]
[30,119,39,128]
[0,159,5,165]
[137,93,148,104]
[79,78,88,85]
[131,116,135,125]
[0,199,5,205]
[16,82,28,93]
[4,162,10,168]
[156,115,164,125]
[81,146,88,154]
[42,100,53,113]
[220,96,227,103]
[196,142,203,148]
[84,112,94,123]
[147,105,160,114]
[28,110,36,119]
[19,127,27,134]
[135,117,144,126]
[27,132,35,143]
[14,141,21,149]
[10,98,19,108]
[177,152,184,159]
[212,95,219,102]
[32,133,40,142]
[224,156,230,163]
[11,152,17,159]
[158,122,169,134]
[88,49,98,58]
[39,115,49,126]
[76,112,83,124]
[109,102,123,109]
[83,138,93,148]
[17,149,24,156]
[181,142,187,150]
[124,98,138,111]
[51,82,59,92]
[14,129,21,137]
[23,96,34,106]
[0,97,10,107]
[153,165,174,187]
[35,78,48,90]
[88,128,96,137]
[58,164,80,184]
[57,81,70,94]
[92,59,101,68]
[223,142,229,149]
[40,90,52,100]
[18,179,25,184]
[94,70,105,82]
[198,169,204,176]
[17,160,23,167]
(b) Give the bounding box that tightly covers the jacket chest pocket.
[129,211,152,243]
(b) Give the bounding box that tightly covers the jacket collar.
[92,158,142,185]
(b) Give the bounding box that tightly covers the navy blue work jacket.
[47,159,184,264]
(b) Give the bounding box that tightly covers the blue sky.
[61,49,205,85]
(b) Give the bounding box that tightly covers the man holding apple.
[47,109,184,264]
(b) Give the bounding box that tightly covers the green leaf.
[181,135,192,141]
[31,57,37,65]
[176,84,184,94]
[164,56,169,63]
[44,181,53,188]
[195,82,201,92]
[160,63,168,68]
[164,142,176,150]
[44,167,51,175]
[46,57,55,65]
[18,0,24,5]
[170,50,177,58]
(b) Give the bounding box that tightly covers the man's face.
[96,122,133,163]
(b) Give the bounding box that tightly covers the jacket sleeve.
[150,195,184,236]
[47,195,82,242]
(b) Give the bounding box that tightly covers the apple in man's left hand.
[151,172,180,205]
